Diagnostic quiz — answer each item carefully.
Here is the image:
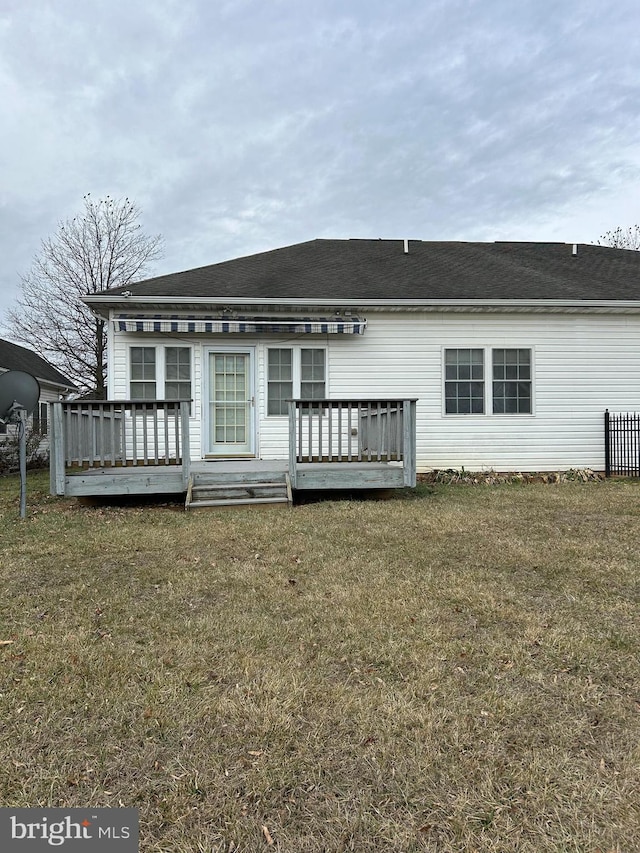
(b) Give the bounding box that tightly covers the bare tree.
[8,195,163,397]
[598,225,640,250]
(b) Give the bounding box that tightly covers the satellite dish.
[0,370,40,422]
[0,370,41,520]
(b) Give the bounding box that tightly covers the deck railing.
[288,398,417,487]
[50,400,191,495]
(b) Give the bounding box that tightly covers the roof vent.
[572,244,578,256]
[403,239,409,254]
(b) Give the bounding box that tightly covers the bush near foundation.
[0,425,48,475]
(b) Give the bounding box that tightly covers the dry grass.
[1,471,639,852]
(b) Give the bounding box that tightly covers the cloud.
[2,0,640,324]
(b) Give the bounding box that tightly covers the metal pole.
[19,407,27,519]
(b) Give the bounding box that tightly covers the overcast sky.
[2,0,640,328]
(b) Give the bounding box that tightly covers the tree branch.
[6,195,164,395]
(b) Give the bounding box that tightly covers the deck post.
[50,402,66,496]
[288,400,298,488]
[181,402,191,487]
[402,399,417,487]
[49,402,57,495]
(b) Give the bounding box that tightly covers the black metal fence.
[604,410,640,477]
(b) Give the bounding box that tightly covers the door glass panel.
[209,352,251,451]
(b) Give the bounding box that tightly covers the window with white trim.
[267,347,326,415]
[492,349,531,414]
[267,349,293,416]
[165,347,192,400]
[300,348,326,400]
[444,347,533,415]
[129,346,192,402]
[445,349,485,414]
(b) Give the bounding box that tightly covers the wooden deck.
[49,398,417,500]
[57,459,406,497]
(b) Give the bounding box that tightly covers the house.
[0,338,76,445]
[49,239,640,504]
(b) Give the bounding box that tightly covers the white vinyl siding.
[110,309,640,471]
[321,313,637,471]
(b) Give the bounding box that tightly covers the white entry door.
[206,349,255,456]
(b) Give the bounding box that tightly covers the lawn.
[1,471,639,852]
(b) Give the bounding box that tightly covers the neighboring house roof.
[97,240,640,303]
[0,338,76,389]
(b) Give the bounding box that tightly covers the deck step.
[192,485,286,501]
[192,469,287,485]
[193,481,285,490]
[188,496,289,508]
[185,472,291,509]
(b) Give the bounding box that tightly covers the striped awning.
[116,314,366,334]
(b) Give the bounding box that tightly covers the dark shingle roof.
[0,339,75,388]
[105,239,640,302]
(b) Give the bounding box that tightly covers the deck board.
[62,459,405,497]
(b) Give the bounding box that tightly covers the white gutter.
[38,379,77,391]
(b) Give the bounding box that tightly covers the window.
[445,349,484,414]
[301,349,326,400]
[492,349,531,413]
[267,349,293,415]
[129,346,192,402]
[443,347,533,415]
[130,347,157,399]
[267,348,326,415]
[32,402,48,435]
[165,347,191,400]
